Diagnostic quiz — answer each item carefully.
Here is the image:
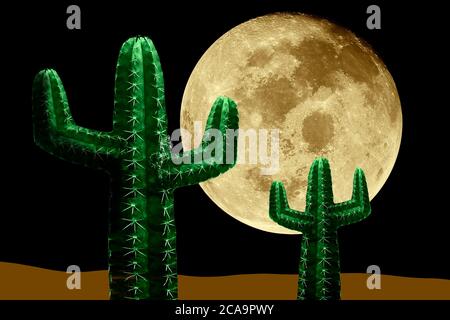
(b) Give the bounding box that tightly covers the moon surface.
[180,13,402,234]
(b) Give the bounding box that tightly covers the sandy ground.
[0,262,449,300]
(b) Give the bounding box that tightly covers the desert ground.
[0,262,449,300]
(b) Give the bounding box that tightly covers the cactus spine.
[269,157,371,300]
[32,36,239,300]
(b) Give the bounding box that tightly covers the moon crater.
[302,112,335,152]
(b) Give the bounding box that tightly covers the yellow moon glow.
[180,13,402,234]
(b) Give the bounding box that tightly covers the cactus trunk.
[269,157,371,300]
[32,36,239,300]
[107,180,177,299]
[298,231,340,300]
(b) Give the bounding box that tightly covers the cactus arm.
[166,96,239,188]
[269,181,314,231]
[331,168,371,227]
[32,69,123,165]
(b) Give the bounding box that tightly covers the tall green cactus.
[32,36,239,300]
[269,157,371,300]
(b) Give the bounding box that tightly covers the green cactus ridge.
[269,157,371,300]
[32,36,239,300]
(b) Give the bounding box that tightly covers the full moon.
[180,13,402,234]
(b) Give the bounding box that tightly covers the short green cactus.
[32,36,239,300]
[269,157,371,300]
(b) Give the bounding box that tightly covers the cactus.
[32,36,239,300]
[269,157,371,300]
